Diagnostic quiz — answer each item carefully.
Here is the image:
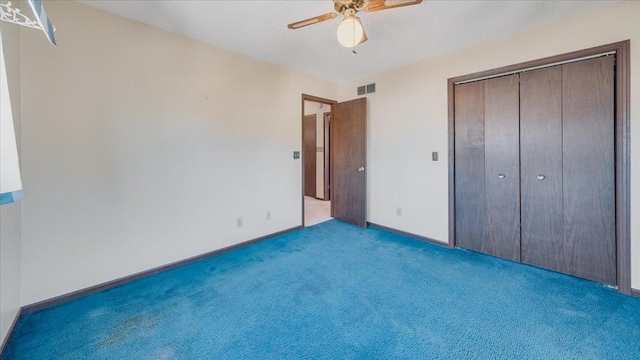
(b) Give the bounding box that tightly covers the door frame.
[301,94,337,227]
[447,40,631,294]
[323,111,331,201]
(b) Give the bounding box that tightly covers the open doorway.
[302,95,334,227]
[301,95,367,228]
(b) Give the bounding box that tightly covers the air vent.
[357,86,366,96]
[366,83,376,93]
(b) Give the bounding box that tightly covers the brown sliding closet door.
[454,75,520,261]
[454,53,618,286]
[520,66,564,272]
[562,56,616,285]
[454,81,485,253]
[483,75,521,261]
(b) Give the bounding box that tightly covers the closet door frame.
[447,41,631,295]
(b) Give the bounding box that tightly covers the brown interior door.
[303,114,317,197]
[331,98,367,228]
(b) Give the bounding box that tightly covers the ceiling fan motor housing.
[334,0,366,15]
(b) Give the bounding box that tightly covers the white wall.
[303,101,331,199]
[19,1,337,305]
[338,1,640,290]
[0,21,22,344]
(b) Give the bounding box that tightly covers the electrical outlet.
[396,207,402,216]
[293,151,300,159]
[266,211,271,220]
[432,152,439,161]
[236,217,243,228]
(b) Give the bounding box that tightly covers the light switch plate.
[293,151,300,159]
[432,152,438,161]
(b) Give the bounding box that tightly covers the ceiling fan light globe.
[336,17,364,48]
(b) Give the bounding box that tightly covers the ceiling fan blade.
[287,13,338,29]
[359,30,368,45]
[365,0,423,12]
[356,18,368,45]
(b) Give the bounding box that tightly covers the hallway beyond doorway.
[304,196,331,226]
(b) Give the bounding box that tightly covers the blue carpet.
[3,220,640,359]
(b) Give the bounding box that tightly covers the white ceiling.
[73,0,621,83]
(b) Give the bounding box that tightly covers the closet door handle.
[537,175,546,180]
[497,174,505,179]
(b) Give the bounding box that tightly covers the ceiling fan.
[287,0,423,48]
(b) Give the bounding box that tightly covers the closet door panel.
[562,56,616,285]
[520,67,564,272]
[483,74,521,261]
[454,81,485,253]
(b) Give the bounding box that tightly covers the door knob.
[497,174,505,179]
[537,175,546,180]
[358,167,365,172]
